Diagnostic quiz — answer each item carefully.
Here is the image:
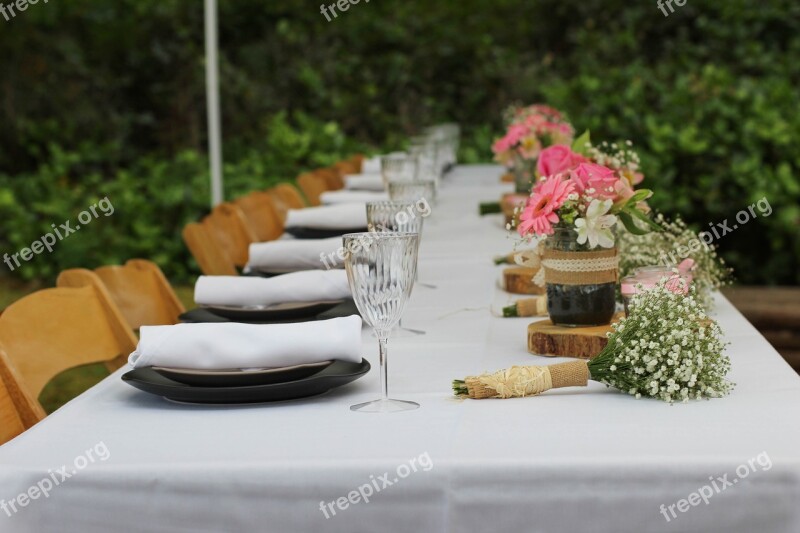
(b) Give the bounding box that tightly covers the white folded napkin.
[320,190,389,205]
[246,237,344,272]
[344,173,385,191]
[194,270,352,308]
[284,203,367,230]
[361,156,382,174]
[128,316,363,369]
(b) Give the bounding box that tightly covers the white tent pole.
[204,0,223,207]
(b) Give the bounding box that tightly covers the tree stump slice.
[504,267,545,295]
[527,314,624,359]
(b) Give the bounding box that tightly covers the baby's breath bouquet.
[454,281,734,404]
[618,213,732,309]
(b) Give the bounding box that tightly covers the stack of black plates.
[122,359,370,404]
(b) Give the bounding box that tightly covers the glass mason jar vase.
[544,226,618,327]
[510,155,536,194]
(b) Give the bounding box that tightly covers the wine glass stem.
[378,336,389,401]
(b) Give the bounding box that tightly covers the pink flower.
[518,174,575,236]
[614,178,635,201]
[569,162,619,200]
[537,145,587,177]
[492,124,529,154]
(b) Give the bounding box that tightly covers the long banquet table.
[1,165,800,533]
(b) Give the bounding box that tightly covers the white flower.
[574,199,617,249]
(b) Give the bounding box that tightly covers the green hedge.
[0,0,798,284]
[0,112,367,281]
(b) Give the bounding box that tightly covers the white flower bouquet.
[454,280,734,404]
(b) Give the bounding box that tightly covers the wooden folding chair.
[315,167,345,190]
[205,203,256,268]
[235,191,284,242]
[267,184,306,222]
[350,154,365,173]
[57,259,186,329]
[297,172,330,206]
[182,221,239,276]
[334,157,361,178]
[269,183,306,210]
[0,345,45,445]
[0,284,139,404]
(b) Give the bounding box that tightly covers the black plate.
[152,360,333,387]
[122,359,371,404]
[180,299,359,324]
[200,300,342,321]
[283,226,366,239]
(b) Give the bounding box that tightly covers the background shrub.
[0,0,797,284]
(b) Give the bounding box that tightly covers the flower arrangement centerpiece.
[514,133,660,326]
[492,104,575,194]
[454,280,733,404]
[618,213,733,310]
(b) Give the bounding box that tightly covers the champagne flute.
[366,201,425,336]
[344,232,420,413]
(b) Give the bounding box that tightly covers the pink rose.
[569,162,619,199]
[537,145,587,177]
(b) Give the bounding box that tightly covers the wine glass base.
[350,398,420,413]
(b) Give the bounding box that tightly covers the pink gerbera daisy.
[517,174,575,236]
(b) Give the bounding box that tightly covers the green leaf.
[626,206,663,232]
[571,130,591,155]
[617,211,651,236]
[611,189,654,214]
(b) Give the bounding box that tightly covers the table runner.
[1,165,799,533]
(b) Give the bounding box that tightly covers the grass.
[1,276,195,413]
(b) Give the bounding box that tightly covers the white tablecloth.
[1,165,799,533]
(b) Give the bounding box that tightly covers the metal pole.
[204,0,223,207]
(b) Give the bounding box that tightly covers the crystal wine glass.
[366,201,425,336]
[343,232,419,413]
[386,181,438,288]
[388,179,437,206]
[380,153,418,188]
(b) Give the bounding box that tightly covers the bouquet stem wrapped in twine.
[455,361,589,399]
[502,295,548,317]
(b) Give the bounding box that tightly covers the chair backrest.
[350,154,365,173]
[315,167,345,190]
[57,260,186,329]
[297,173,329,206]
[0,284,138,399]
[182,222,239,276]
[205,203,256,268]
[334,158,360,178]
[235,191,284,242]
[0,345,45,445]
[268,183,307,218]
